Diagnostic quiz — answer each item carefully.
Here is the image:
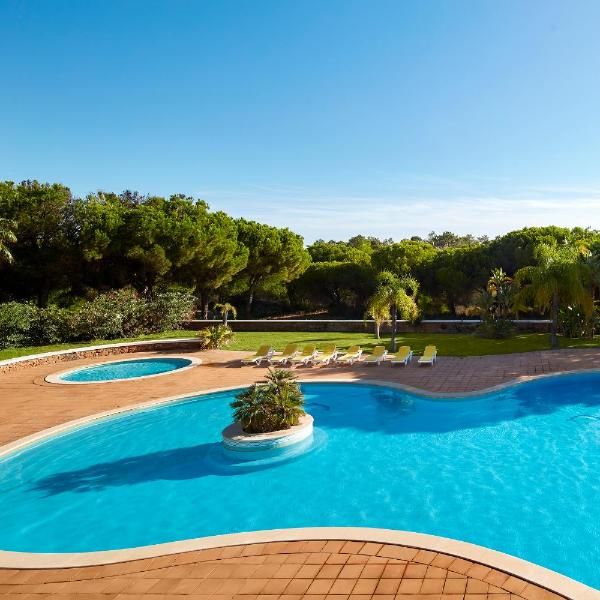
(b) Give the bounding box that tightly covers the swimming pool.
[0,375,599,587]
[50,356,196,383]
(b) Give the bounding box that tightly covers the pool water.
[0,376,599,588]
[59,357,193,382]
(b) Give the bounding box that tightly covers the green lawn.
[1,329,599,362]
[0,329,197,361]
[227,331,600,356]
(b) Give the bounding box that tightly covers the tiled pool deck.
[1,345,600,599]
[0,538,569,600]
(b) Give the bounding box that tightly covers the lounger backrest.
[302,345,316,355]
[372,346,386,356]
[255,345,271,356]
[282,343,298,355]
[422,345,436,356]
[322,344,336,354]
[398,345,411,356]
[346,345,360,354]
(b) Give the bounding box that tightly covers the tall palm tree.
[514,243,592,349]
[366,271,419,351]
[0,218,17,265]
[214,302,237,325]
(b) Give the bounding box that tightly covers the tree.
[0,218,17,265]
[364,301,390,339]
[214,302,237,325]
[514,243,593,348]
[290,261,376,316]
[235,220,311,314]
[0,180,75,306]
[366,271,419,351]
[181,211,249,318]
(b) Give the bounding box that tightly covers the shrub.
[143,291,196,333]
[558,305,599,338]
[198,324,234,349]
[0,302,37,348]
[231,369,305,434]
[0,289,197,348]
[29,306,74,345]
[475,318,515,339]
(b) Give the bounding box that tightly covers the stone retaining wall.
[0,339,199,375]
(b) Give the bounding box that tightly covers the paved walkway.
[0,539,565,600]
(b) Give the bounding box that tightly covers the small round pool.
[47,356,197,384]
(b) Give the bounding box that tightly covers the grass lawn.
[2,329,599,361]
[0,330,198,361]
[228,331,600,356]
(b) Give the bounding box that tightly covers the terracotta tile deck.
[0,539,567,599]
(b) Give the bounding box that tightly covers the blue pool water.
[59,357,192,382]
[0,376,599,587]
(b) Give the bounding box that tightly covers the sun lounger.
[362,345,387,365]
[335,345,362,365]
[240,344,273,366]
[312,344,339,366]
[418,345,437,365]
[290,344,318,366]
[270,343,300,365]
[390,346,413,366]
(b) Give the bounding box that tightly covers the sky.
[1,0,600,243]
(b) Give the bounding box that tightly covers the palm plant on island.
[231,369,306,434]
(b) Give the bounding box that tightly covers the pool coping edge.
[0,528,596,599]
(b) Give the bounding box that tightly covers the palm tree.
[214,302,237,325]
[364,303,390,339]
[366,271,419,352]
[0,218,17,265]
[514,243,593,349]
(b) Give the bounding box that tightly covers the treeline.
[0,181,309,316]
[295,228,600,317]
[0,180,599,320]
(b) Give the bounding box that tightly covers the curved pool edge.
[0,528,596,598]
[44,355,202,385]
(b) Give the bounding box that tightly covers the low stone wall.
[184,319,552,334]
[0,339,200,375]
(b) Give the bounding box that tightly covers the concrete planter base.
[222,414,314,452]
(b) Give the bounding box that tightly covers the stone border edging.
[0,528,595,599]
[44,355,201,385]
[0,338,199,374]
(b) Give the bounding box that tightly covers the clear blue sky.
[2,0,600,242]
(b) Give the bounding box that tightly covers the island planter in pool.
[45,355,201,384]
[222,413,314,453]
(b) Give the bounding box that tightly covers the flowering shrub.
[0,289,195,348]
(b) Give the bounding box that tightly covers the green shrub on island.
[231,369,305,434]
[0,289,195,349]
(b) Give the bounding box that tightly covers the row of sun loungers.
[241,344,437,367]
